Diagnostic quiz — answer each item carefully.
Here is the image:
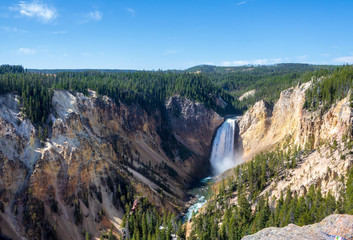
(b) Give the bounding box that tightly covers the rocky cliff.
[0,90,223,239]
[236,82,353,200]
[238,81,352,160]
[165,96,224,179]
[242,214,353,240]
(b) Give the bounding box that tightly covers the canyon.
[0,78,353,239]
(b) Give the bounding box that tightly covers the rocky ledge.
[242,214,353,240]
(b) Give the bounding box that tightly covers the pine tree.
[345,167,353,214]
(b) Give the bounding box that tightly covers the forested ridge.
[0,63,342,129]
[0,65,243,126]
[304,65,353,111]
[188,63,337,108]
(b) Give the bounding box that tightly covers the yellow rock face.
[238,82,352,160]
[234,82,353,206]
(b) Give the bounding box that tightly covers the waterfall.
[183,118,239,222]
[210,118,237,175]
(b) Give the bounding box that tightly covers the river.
[182,176,214,222]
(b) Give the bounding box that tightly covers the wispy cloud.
[81,52,89,56]
[1,26,26,33]
[17,47,36,55]
[334,56,353,64]
[126,8,136,16]
[12,1,57,22]
[237,1,248,6]
[52,30,67,34]
[222,58,282,66]
[87,10,102,21]
[297,55,308,60]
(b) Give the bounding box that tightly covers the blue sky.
[1,0,353,70]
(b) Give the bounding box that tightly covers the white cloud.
[222,58,282,66]
[87,11,102,21]
[334,56,353,64]
[81,52,89,56]
[202,62,215,65]
[15,1,57,22]
[222,60,249,66]
[237,1,247,6]
[17,47,36,54]
[127,8,136,16]
[297,55,308,60]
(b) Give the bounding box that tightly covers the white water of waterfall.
[183,118,239,221]
[210,118,237,175]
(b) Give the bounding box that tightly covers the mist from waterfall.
[210,118,238,175]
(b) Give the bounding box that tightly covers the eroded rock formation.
[0,91,223,239]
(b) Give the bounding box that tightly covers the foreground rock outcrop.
[242,214,353,240]
[0,90,223,239]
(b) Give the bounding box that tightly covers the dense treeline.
[0,64,25,74]
[304,65,353,111]
[0,70,54,123]
[121,197,185,240]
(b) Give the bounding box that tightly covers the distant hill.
[187,63,336,74]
